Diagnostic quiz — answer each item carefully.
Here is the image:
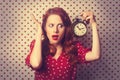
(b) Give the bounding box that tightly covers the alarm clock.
[72,18,87,37]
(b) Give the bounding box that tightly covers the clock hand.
[77,26,81,30]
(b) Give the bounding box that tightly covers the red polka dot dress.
[25,40,90,80]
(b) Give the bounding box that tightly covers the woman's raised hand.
[30,14,43,35]
[80,11,96,25]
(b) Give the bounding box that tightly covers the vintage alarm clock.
[72,18,87,37]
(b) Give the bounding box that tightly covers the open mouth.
[52,35,59,40]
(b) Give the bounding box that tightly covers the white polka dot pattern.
[25,40,89,80]
[0,0,119,80]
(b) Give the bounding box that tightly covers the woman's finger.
[30,14,40,25]
[86,16,90,21]
[80,11,90,21]
[30,14,41,29]
[80,12,83,16]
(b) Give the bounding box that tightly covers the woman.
[25,7,100,80]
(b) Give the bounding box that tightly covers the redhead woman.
[25,7,100,80]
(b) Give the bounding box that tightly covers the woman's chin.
[50,41,60,46]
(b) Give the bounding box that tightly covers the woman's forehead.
[47,14,63,23]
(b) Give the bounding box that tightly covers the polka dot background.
[0,0,119,80]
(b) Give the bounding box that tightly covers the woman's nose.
[54,26,59,33]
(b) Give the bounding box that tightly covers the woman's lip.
[52,35,59,37]
[52,35,59,40]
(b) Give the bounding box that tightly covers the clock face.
[74,23,87,36]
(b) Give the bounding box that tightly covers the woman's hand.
[30,14,42,35]
[29,14,43,69]
[80,11,96,26]
[80,11,100,61]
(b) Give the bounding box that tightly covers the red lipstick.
[52,35,59,40]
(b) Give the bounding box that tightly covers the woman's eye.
[57,24,64,28]
[49,24,54,28]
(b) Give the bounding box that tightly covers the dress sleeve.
[76,42,91,63]
[25,39,36,67]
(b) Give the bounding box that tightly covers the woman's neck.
[53,44,63,59]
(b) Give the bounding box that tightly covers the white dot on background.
[0,0,119,80]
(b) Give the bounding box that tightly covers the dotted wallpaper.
[0,0,119,80]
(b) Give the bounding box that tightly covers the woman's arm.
[85,22,100,61]
[29,14,43,69]
[80,11,100,61]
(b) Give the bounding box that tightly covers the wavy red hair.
[41,7,78,66]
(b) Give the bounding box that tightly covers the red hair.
[41,7,78,66]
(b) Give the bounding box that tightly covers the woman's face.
[45,14,65,45]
